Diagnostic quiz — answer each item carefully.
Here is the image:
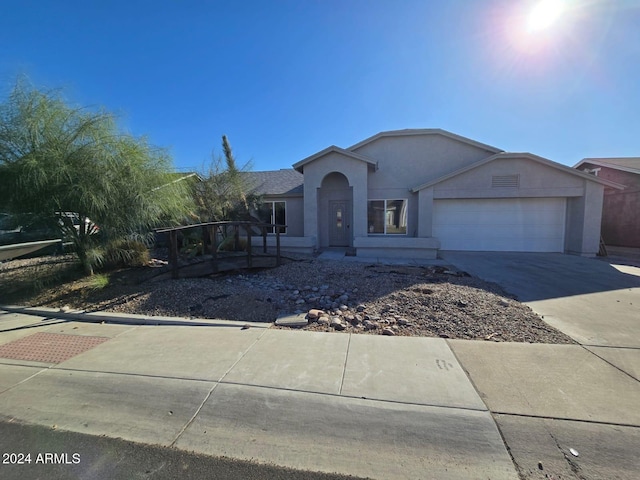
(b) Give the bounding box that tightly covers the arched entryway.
[318,172,353,248]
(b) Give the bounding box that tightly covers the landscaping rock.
[330,317,345,331]
[307,309,324,319]
[10,253,573,344]
[363,320,377,331]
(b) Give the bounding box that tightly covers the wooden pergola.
[155,221,285,279]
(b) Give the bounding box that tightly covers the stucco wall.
[417,187,435,237]
[432,158,584,199]
[564,196,584,254]
[353,236,440,259]
[301,152,369,244]
[565,182,604,256]
[261,195,304,237]
[352,134,497,189]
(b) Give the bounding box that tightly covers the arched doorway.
[318,172,353,248]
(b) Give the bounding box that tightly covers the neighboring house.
[574,158,640,248]
[249,129,622,258]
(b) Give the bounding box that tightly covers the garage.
[433,197,566,252]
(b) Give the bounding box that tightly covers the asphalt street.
[0,420,370,480]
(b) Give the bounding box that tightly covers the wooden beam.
[210,226,218,273]
[246,225,252,268]
[169,230,179,279]
[262,226,267,253]
[234,225,240,251]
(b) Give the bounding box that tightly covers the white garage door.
[433,198,566,252]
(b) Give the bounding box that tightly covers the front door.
[329,200,351,247]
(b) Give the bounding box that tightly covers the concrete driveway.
[440,252,640,479]
[441,252,640,349]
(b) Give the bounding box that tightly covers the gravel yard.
[1,253,574,344]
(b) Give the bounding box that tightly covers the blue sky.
[2,0,638,172]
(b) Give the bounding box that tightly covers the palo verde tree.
[0,79,194,273]
[194,135,263,222]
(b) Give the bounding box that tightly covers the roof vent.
[492,174,520,188]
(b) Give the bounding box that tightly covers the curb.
[0,305,272,329]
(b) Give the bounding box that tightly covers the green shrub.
[104,238,150,268]
[216,235,247,252]
[89,273,110,290]
[180,231,204,257]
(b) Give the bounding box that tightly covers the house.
[574,158,640,248]
[249,129,622,258]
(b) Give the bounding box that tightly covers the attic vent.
[492,174,520,188]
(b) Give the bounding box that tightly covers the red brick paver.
[0,332,109,364]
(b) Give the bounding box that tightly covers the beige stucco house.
[250,129,621,258]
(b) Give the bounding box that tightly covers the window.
[260,201,286,234]
[367,199,407,234]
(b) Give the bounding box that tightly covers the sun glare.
[528,0,566,32]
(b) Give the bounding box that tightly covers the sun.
[527,0,566,32]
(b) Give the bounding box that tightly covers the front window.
[260,201,286,234]
[367,199,407,234]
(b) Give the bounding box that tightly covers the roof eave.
[348,128,503,154]
[412,152,625,192]
[574,158,640,175]
[293,145,377,173]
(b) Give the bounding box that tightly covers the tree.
[0,80,193,273]
[194,135,262,223]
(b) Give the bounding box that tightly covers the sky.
[1,0,638,172]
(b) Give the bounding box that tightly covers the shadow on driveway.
[440,252,640,302]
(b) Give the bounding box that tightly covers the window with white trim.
[367,199,407,234]
[260,201,286,234]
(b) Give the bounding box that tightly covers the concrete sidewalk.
[0,309,515,480]
[448,340,640,479]
[1,308,639,479]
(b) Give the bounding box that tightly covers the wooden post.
[210,225,218,273]
[276,228,281,266]
[234,224,240,251]
[246,225,252,268]
[201,225,209,256]
[169,230,179,279]
[262,226,267,253]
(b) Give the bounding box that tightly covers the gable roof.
[574,158,640,175]
[293,145,378,173]
[412,152,626,192]
[348,128,503,154]
[244,169,304,196]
